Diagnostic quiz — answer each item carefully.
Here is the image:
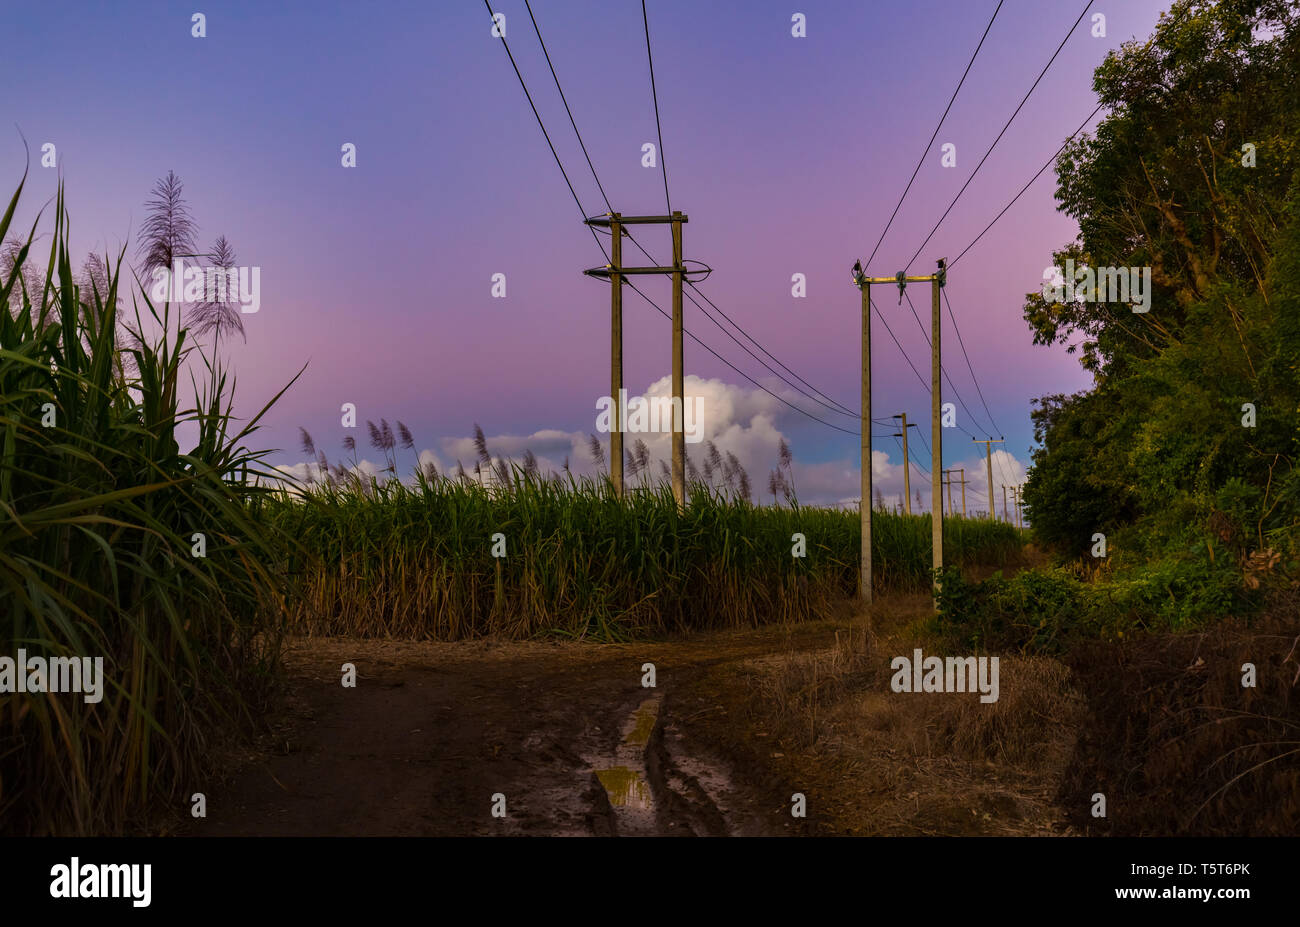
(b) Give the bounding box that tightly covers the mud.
[185,624,845,837]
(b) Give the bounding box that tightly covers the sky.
[0,0,1177,511]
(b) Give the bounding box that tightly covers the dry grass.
[723,590,1086,835]
[1059,616,1300,835]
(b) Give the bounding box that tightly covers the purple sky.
[1,0,1174,509]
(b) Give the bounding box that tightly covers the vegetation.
[942,0,1299,638]
[267,463,1023,641]
[0,175,291,835]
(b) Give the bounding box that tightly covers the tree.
[1022,0,1300,559]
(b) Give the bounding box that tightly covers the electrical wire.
[949,101,1105,268]
[904,0,1095,271]
[864,0,1004,269]
[641,0,672,214]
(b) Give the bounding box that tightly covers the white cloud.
[273,376,1031,508]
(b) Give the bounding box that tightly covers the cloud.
[265,456,384,489]
[273,375,1032,509]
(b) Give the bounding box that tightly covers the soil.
[178,595,1079,837]
[182,622,845,837]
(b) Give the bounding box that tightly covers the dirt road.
[188,624,841,837]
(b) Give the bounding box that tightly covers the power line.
[527,0,863,425]
[950,101,1105,268]
[498,0,867,438]
[637,1,867,424]
[615,228,863,419]
[624,278,861,436]
[905,0,1095,271]
[901,288,996,437]
[942,288,1001,435]
[641,0,671,214]
[635,2,862,420]
[495,0,985,459]
[686,281,860,417]
[864,0,1004,269]
[679,281,865,419]
[482,0,608,259]
[871,294,976,443]
[871,297,930,396]
[894,434,931,476]
[522,0,614,213]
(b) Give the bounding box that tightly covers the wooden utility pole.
[891,412,917,515]
[931,263,944,608]
[610,214,624,497]
[853,260,945,611]
[670,211,685,507]
[1002,484,1010,523]
[859,279,872,603]
[583,212,690,506]
[954,467,967,518]
[972,437,1004,522]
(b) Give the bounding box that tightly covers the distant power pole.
[584,212,691,507]
[972,437,1004,522]
[943,468,954,518]
[953,467,967,518]
[891,412,918,515]
[1002,484,1010,523]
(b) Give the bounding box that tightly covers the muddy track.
[186,628,838,837]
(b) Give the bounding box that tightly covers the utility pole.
[670,211,685,507]
[1002,484,1009,523]
[854,273,873,604]
[972,437,1004,522]
[584,212,691,507]
[931,261,944,608]
[852,259,945,611]
[891,412,917,515]
[943,468,954,518]
[953,467,967,518]
[610,214,624,497]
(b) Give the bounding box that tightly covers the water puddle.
[593,765,652,810]
[586,695,663,832]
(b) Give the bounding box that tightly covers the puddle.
[626,702,659,748]
[585,695,664,832]
[594,765,653,810]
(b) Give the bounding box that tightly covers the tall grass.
[269,469,1023,641]
[0,175,292,835]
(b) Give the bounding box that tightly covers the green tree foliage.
[1023,0,1300,567]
